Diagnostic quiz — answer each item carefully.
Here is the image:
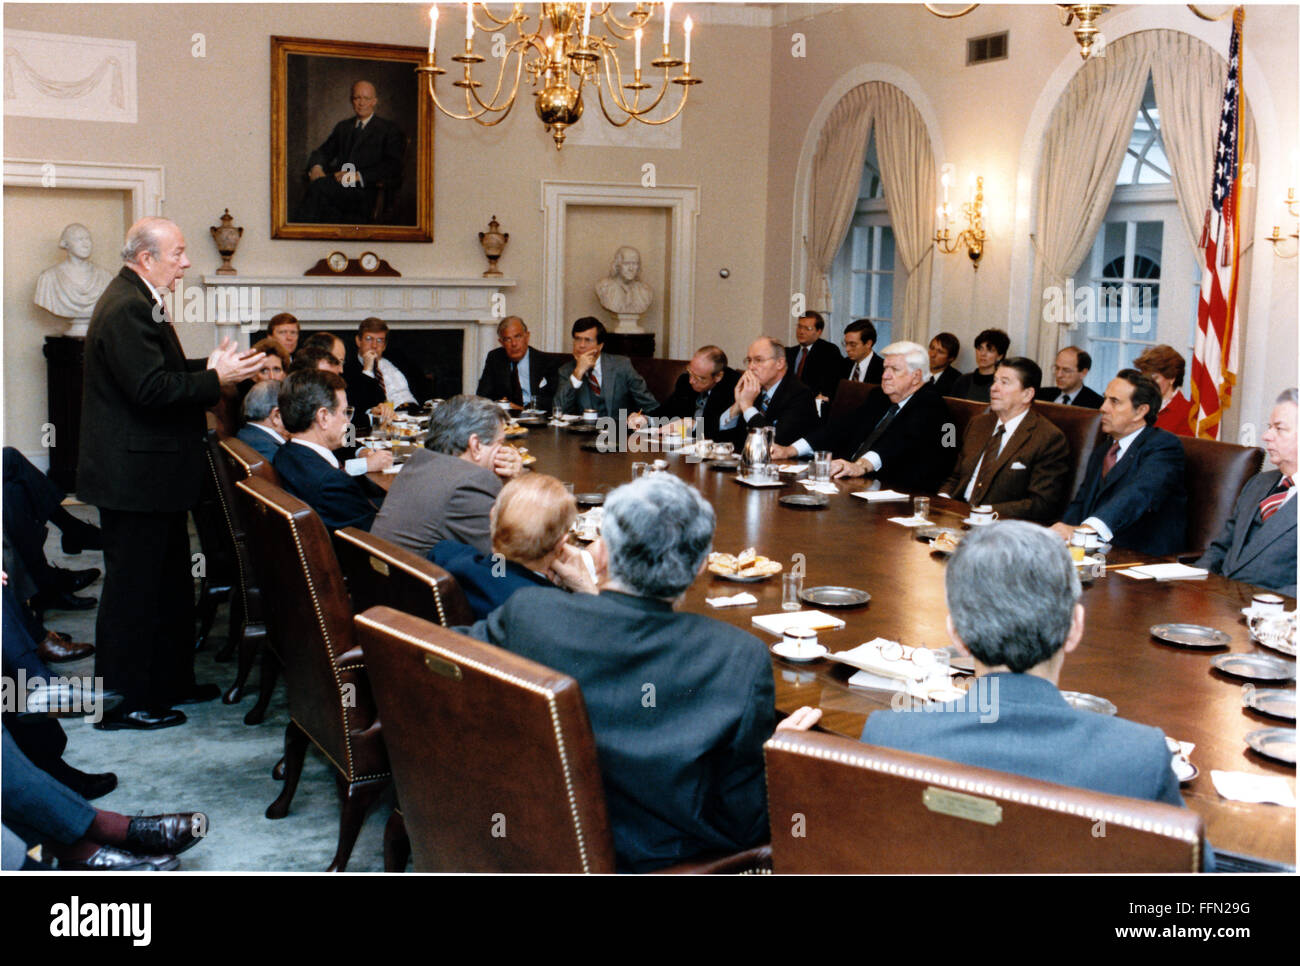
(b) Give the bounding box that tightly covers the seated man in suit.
[235,380,287,463]
[840,318,884,386]
[780,341,954,493]
[718,336,819,447]
[344,317,418,415]
[937,358,1071,522]
[787,311,843,401]
[1050,369,1186,555]
[1038,346,1104,408]
[297,332,346,373]
[298,80,405,224]
[371,394,522,557]
[463,473,818,872]
[271,370,385,532]
[553,317,659,419]
[862,521,1186,810]
[475,316,555,411]
[627,345,740,442]
[926,331,962,395]
[432,473,600,619]
[1197,388,1297,595]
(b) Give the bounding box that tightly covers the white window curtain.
[1031,29,1257,366]
[805,82,935,341]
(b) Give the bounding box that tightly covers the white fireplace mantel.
[203,274,516,394]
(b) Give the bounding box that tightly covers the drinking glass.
[631,462,648,480]
[913,496,930,520]
[812,450,832,483]
[782,573,803,611]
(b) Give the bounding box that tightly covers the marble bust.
[595,245,654,332]
[35,223,114,336]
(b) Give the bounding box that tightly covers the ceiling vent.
[967,31,1009,65]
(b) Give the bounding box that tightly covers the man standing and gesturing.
[79,217,264,731]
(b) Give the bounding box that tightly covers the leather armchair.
[1180,436,1264,556]
[826,379,875,427]
[1033,399,1106,499]
[764,730,1204,873]
[235,476,390,872]
[219,435,280,486]
[334,527,473,627]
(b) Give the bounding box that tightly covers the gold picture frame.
[271,35,432,242]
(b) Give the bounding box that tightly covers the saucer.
[962,516,998,527]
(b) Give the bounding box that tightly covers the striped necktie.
[1101,441,1120,478]
[1259,477,1294,521]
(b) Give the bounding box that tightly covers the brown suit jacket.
[940,409,1071,522]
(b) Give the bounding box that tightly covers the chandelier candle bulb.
[582,2,591,42]
[634,27,642,71]
[429,6,437,53]
[684,16,692,63]
[466,2,474,43]
[664,2,673,45]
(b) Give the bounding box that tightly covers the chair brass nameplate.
[368,555,390,576]
[424,653,462,680]
[922,786,1002,826]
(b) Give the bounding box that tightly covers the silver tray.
[574,493,605,506]
[1061,690,1117,715]
[1150,623,1231,648]
[1245,727,1297,765]
[779,493,829,509]
[1211,653,1296,682]
[1242,685,1297,721]
[710,569,779,584]
[914,526,963,543]
[565,422,603,434]
[799,585,871,608]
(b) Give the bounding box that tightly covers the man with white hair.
[774,340,954,492]
[79,216,264,730]
[465,474,817,872]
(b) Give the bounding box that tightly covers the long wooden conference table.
[375,423,1296,868]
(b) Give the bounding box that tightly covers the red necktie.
[587,369,601,396]
[1259,477,1293,521]
[796,347,808,378]
[373,363,387,400]
[1101,441,1120,478]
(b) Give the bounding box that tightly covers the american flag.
[1191,7,1244,440]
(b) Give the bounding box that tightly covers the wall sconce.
[1265,188,1298,258]
[935,172,986,269]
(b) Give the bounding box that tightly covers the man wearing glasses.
[1038,347,1103,408]
[718,337,818,446]
[272,370,386,532]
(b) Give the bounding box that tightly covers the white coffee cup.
[782,627,818,653]
[1252,593,1285,614]
[969,505,999,525]
[582,408,598,423]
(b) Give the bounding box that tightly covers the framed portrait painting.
[271,36,433,241]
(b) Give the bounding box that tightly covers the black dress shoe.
[54,566,101,593]
[124,813,204,856]
[30,588,97,612]
[59,845,179,871]
[175,683,221,705]
[94,708,187,731]
[75,771,119,800]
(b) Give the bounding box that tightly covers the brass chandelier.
[420,3,701,149]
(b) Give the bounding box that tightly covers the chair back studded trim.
[1180,436,1264,555]
[234,476,388,783]
[764,731,1202,874]
[334,528,474,628]
[356,607,616,873]
[220,435,280,485]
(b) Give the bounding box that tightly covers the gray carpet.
[41,504,393,872]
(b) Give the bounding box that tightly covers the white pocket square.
[1010,461,1027,470]
[539,378,548,388]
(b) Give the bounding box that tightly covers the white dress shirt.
[962,408,1029,501]
[849,351,877,383]
[569,355,603,392]
[357,354,416,407]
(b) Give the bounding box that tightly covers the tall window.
[829,131,897,347]
[1070,77,1200,393]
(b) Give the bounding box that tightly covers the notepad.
[850,489,909,503]
[751,610,846,636]
[1117,563,1209,581]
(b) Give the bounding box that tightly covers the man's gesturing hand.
[208,338,265,387]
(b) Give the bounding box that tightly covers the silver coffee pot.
[741,425,774,470]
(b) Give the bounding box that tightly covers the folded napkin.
[800,480,839,495]
[705,592,758,608]
[851,489,909,502]
[752,610,846,635]
[382,464,403,474]
[1118,563,1209,581]
[1210,770,1296,807]
[888,515,933,527]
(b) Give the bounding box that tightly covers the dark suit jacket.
[927,366,961,396]
[1062,425,1186,555]
[77,268,221,513]
[431,540,554,620]
[236,423,283,463]
[819,384,956,493]
[272,440,384,533]
[840,352,884,386]
[475,346,556,411]
[465,587,775,873]
[553,352,659,418]
[1196,470,1297,596]
[1039,385,1104,409]
[306,114,404,189]
[370,448,502,557]
[649,368,741,443]
[786,339,843,398]
[861,673,1185,808]
[728,375,819,448]
[940,409,1071,522]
